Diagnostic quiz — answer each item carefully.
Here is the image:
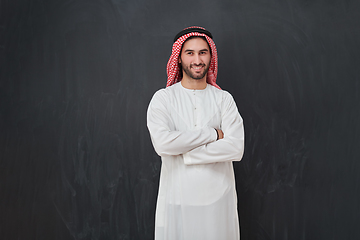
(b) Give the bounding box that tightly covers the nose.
[193,54,201,65]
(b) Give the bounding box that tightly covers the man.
[147,26,245,240]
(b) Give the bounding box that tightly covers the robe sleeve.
[147,89,218,157]
[183,92,244,165]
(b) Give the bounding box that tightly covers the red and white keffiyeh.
[166,26,221,89]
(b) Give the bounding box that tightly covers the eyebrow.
[184,49,209,53]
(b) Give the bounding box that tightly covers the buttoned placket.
[193,89,201,129]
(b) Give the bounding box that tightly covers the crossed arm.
[147,89,244,165]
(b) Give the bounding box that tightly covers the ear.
[178,57,181,64]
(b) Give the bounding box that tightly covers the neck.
[180,75,207,90]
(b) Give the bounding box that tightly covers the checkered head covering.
[166,26,221,89]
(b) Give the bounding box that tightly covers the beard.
[181,62,210,80]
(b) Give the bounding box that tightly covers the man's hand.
[215,129,224,140]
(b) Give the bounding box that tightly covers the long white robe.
[147,82,245,240]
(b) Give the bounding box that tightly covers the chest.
[167,90,223,131]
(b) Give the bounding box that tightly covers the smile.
[192,65,204,70]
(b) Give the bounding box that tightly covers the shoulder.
[207,84,235,102]
[149,88,167,108]
[149,83,179,105]
[151,88,166,99]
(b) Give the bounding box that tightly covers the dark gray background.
[1,0,360,239]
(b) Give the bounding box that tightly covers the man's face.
[179,37,211,81]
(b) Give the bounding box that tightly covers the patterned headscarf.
[166,26,221,89]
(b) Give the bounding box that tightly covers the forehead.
[181,37,210,51]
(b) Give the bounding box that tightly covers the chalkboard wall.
[1,0,359,239]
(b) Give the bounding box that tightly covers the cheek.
[180,56,189,65]
[205,57,211,65]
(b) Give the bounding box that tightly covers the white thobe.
[147,82,245,240]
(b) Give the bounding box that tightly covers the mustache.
[190,63,206,67]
